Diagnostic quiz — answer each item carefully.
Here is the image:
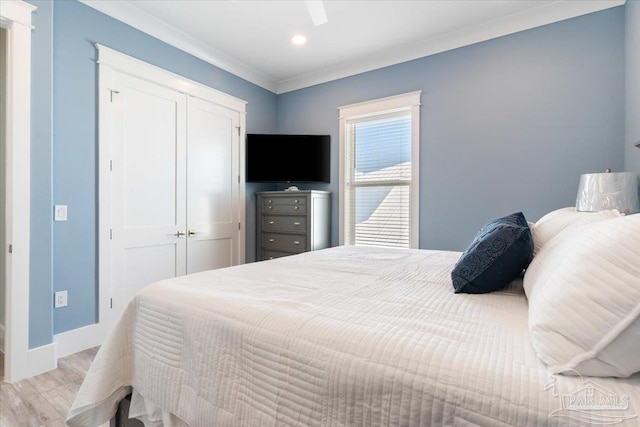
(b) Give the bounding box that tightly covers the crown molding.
[0,0,37,28]
[79,0,624,95]
[276,0,625,93]
[79,0,278,93]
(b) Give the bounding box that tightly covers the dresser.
[256,190,331,261]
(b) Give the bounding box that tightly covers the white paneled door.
[110,72,187,315]
[186,97,240,273]
[107,69,242,317]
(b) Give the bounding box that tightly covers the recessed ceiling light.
[291,34,307,46]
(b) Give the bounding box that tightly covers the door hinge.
[109,90,120,102]
[109,229,113,240]
[238,222,241,230]
[8,244,12,253]
[236,126,241,136]
[110,298,113,309]
[109,160,113,171]
[238,175,240,183]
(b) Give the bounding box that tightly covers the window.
[339,91,421,248]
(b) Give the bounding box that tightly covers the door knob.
[174,231,186,238]
[188,230,197,237]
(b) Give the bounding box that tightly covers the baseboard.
[0,324,4,353]
[3,323,105,381]
[27,342,57,378]
[54,322,107,359]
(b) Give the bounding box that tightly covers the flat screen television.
[246,134,330,183]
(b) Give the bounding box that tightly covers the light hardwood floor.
[0,347,99,427]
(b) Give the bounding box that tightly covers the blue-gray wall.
[30,0,277,342]
[277,7,625,252]
[626,1,640,176]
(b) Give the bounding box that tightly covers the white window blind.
[344,113,412,248]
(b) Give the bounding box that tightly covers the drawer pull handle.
[268,238,275,242]
[294,199,299,203]
[269,256,274,260]
[268,221,275,225]
[293,222,301,226]
[268,206,272,210]
[294,241,300,245]
[268,199,272,203]
[294,206,299,210]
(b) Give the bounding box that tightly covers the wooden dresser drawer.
[262,233,306,253]
[263,203,307,215]
[262,215,307,233]
[261,250,295,261]
[263,196,306,205]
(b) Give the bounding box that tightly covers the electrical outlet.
[54,290,68,308]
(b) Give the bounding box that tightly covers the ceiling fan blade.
[305,0,328,26]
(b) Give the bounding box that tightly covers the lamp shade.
[576,172,640,214]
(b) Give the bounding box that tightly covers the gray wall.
[29,0,277,342]
[276,7,625,252]
[626,1,640,176]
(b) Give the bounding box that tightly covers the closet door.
[186,97,240,273]
[110,71,187,314]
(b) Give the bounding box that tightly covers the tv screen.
[246,134,331,183]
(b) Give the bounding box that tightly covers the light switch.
[54,205,68,221]
[54,290,68,308]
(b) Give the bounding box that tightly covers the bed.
[66,212,640,426]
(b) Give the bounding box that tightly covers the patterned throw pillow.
[452,212,533,294]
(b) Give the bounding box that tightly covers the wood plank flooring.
[0,347,99,427]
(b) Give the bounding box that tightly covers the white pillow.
[524,214,640,377]
[531,207,620,255]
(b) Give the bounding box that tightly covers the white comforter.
[67,246,640,426]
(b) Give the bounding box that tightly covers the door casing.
[1,0,39,383]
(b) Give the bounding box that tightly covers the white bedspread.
[67,246,640,426]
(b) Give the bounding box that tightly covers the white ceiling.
[81,0,624,94]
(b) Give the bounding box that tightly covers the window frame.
[338,91,421,248]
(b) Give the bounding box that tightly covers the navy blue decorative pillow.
[452,212,533,294]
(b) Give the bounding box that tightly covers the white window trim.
[338,91,421,248]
